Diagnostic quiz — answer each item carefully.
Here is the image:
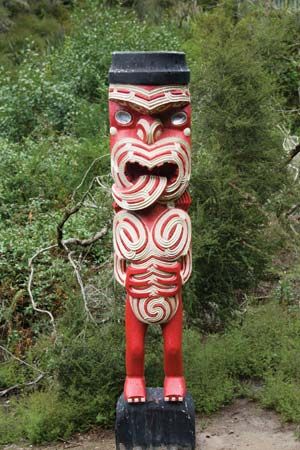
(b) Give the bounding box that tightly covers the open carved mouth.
[125,162,178,184]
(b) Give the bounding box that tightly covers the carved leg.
[162,298,186,402]
[125,298,147,403]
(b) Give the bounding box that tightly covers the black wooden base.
[115,387,195,449]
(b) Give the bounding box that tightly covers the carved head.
[109,52,191,210]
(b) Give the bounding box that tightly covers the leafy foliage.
[1,0,300,445]
[0,0,179,349]
[0,0,72,68]
[0,4,180,141]
[183,8,296,329]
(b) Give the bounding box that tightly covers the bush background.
[0,0,300,444]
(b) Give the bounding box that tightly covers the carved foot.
[124,376,146,403]
[164,376,186,402]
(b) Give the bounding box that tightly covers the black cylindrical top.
[109,51,190,85]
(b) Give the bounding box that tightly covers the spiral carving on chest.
[113,212,149,260]
[113,209,191,260]
[129,295,179,324]
[153,209,191,258]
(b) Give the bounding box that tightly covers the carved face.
[109,84,191,210]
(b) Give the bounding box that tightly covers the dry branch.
[61,241,96,324]
[28,156,112,336]
[286,203,300,217]
[71,153,110,202]
[0,345,44,374]
[28,244,58,339]
[57,191,90,248]
[58,153,110,246]
[0,373,44,397]
[60,221,110,323]
[63,222,111,247]
[285,144,300,165]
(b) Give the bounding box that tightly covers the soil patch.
[198,398,300,450]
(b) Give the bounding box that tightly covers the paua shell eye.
[171,111,187,126]
[115,110,132,125]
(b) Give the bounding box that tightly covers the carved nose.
[136,118,163,144]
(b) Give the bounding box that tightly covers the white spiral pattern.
[111,137,191,210]
[129,295,179,324]
[114,253,126,286]
[112,175,167,211]
[181,249,192,284]
[113,209,191,261]
[113,211,148,261]
[113,209,192,324]
[153,209,191,258]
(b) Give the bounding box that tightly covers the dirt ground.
[197,398,300,450]
[3,399,300,450]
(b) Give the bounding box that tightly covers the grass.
[2,292,300,444]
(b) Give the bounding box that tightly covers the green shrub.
[260,375,300,423]
[56,323,124,428]
[185,300,300,415]
[184,8,291,329]
[53,3,181,101]
[237,11,300,128]
[0,0,70,68]
[19,389,74,444]
[0,61,78,141]
[55,321,164,428]
[0,361,30,389]
[184,329,236,413]
[0,388,75,445]
[0,3,181,141]
[0,407,23,445]
[0,136,109,209]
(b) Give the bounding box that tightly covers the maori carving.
[109,52,192,403]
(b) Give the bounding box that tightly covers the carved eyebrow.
[109,85,190,113]
[111,100,189,116]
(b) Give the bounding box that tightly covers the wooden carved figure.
[109,52,191,404]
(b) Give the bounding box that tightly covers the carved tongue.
[112,175,167,210]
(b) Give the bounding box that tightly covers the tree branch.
[0,345,44,374]
[29,156,112,332]
[28,244,58,339]
[0,373,44,397]
[285,144,300,165]
[57,194,89,248]
[61,242,96,324]
[71,153,110,202]
[63,222,111,247]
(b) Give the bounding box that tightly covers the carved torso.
[113,204,191,323]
